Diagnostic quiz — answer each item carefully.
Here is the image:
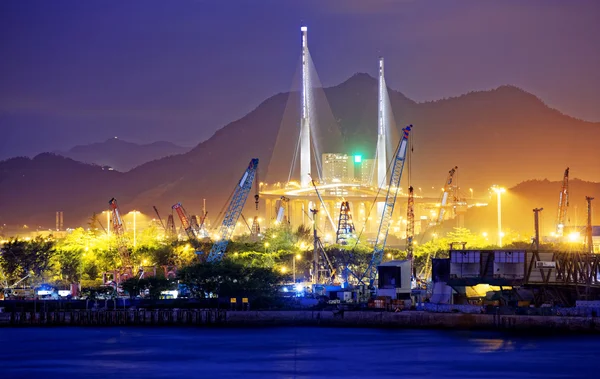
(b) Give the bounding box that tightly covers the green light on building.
[354,155,362,163]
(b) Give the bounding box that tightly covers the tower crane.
[166,214,176,238]
[207,158,259,262]
[436,166,458,225]
[361,125,412,286]
[172,202,196,241]
[556,167,569,237]
[336,201,355,245]
[108,198,131,269]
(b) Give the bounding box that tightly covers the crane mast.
[207,158,259,262]
[172,203,196,241]
[436,166,458,225]
[362,125,412,286]
[406,186,415,260]
[556,167,569,237]
[336,201,355,245]
[108,198,131,268]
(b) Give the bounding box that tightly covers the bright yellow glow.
[386,253,392,258]
[432,233,438,238]
[295,254,302,260]
[142,259,148,266]
[300,242,306,250]
[492,186,506,194]
[264,242,270,247]
[280,267,287,273]
[568,232,581,242]
[499,232,505,237]
[482,232,488,237]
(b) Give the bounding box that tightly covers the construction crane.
[166,214,176,238]
[172,203,196,241]
[436,166,458,225]
[309,208,336,284]
[108,198,131,268]
[152,206,167,231]
[556,167,569,237]
[406,186,415,261]
[309,176,337,233]
[361,125,412,286]
[207,158,259,263]
[335,201,355,245]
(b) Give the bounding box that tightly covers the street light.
[469,188,473,200]
[492,186,506,247]
[264,242,269,253]
[293,253,301,283]
[131,210,140,248]
[103,211,111,236]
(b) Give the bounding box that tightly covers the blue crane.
[362,125,412,286]
[207,158,259,262]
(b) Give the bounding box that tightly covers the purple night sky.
[1,0,599,159]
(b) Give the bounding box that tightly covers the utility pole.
[586,196,594,253]
[533,208,543,251]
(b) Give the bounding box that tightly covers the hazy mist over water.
[0,327,598,378]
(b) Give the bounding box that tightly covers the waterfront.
[0,327,598,378]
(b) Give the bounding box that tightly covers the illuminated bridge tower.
[376,57,387,188]
[300,25,311,188]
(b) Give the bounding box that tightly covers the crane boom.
[556,167,569,237]
[363,125,412,285]
[436,166,458,224]
[172,203,196,241]
[152,206,167,231]
[207,158,259,262]
[108,198,131,268]
[309,176,337,233]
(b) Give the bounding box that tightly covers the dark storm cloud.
[0,0,598,159]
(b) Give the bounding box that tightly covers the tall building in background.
[55,211,63,230]
[360,159,375,186]
[322,153,354,183]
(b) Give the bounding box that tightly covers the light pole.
[132,210,140,248]
[105,211,111,236]
[492,187,506,247]
[264,242,269,254]
[293,253,301,283]
[469,188,473,200]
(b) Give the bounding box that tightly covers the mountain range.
[0,73,598,232]
[55,138,189,172]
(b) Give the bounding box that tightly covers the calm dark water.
[0,327,598,378]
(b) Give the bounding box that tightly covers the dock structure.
[442,249,600,305]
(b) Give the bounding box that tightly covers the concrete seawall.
[224,311,600,332]
[2,310,599,333]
